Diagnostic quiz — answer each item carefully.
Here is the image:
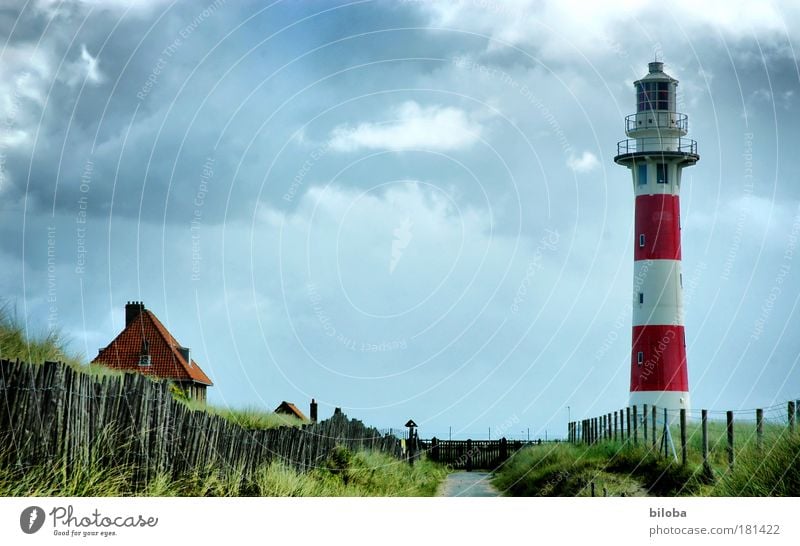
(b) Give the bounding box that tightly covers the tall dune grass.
[0,448,446,497]
[0,304,82,367]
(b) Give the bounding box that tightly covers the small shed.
[274,401,308,421]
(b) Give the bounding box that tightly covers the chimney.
[178,346,191,365]
[310,398,318,422]
[125,301,145,326]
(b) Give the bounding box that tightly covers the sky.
[1,0,799,440]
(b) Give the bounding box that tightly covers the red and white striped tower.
[614,62,699,415]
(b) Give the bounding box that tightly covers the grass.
[0,303,83,368]
[712,432,800,496]
[669,418,786,471]
[0,448,447,497]
[493,441,691,497]
[177,399,306,429]
[493,422,800,496]
[212,406,306,430]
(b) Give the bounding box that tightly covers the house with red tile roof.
[92,301,213,402]
[274,401,308,422]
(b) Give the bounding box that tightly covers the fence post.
[756,409,763,450]
[790,401,796,434]
[652,405,657,451]
[633,405,638,445]
[621,409,625,440]
[608,413,612,440]
[727,411,734,470]
[614,411,618,442]
[680,408,687,466]
[626,407,631,441]
[594,418,599,444]
[590,481,595,497]
[500,437,508,461]
[701,409,709,474]
[431,437,439,462]
[643,404,648,443]
[466,439,473,472]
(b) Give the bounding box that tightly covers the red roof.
[92,308,212,386]
[274,401,308,421]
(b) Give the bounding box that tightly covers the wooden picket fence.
[0,359,402,482]
[421,438,509,470]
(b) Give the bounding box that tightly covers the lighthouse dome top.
[634,61,678,84]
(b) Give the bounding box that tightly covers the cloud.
[567,151,599,173]
[0,45,51,158]
[61,44,104,87]
[413,0,800,57]
[80,44,103,84]
[34,0,174,17]
[327,101,483,152]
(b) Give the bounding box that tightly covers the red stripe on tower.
[631,325,688,392]
[635,195,681,261]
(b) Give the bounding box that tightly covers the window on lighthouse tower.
[656,163,669,184]
[637,164,647,185]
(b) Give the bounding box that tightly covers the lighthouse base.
[630,390,690,423]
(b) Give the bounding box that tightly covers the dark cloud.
[2,0,799,431]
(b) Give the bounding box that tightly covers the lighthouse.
[614,62,699,415]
